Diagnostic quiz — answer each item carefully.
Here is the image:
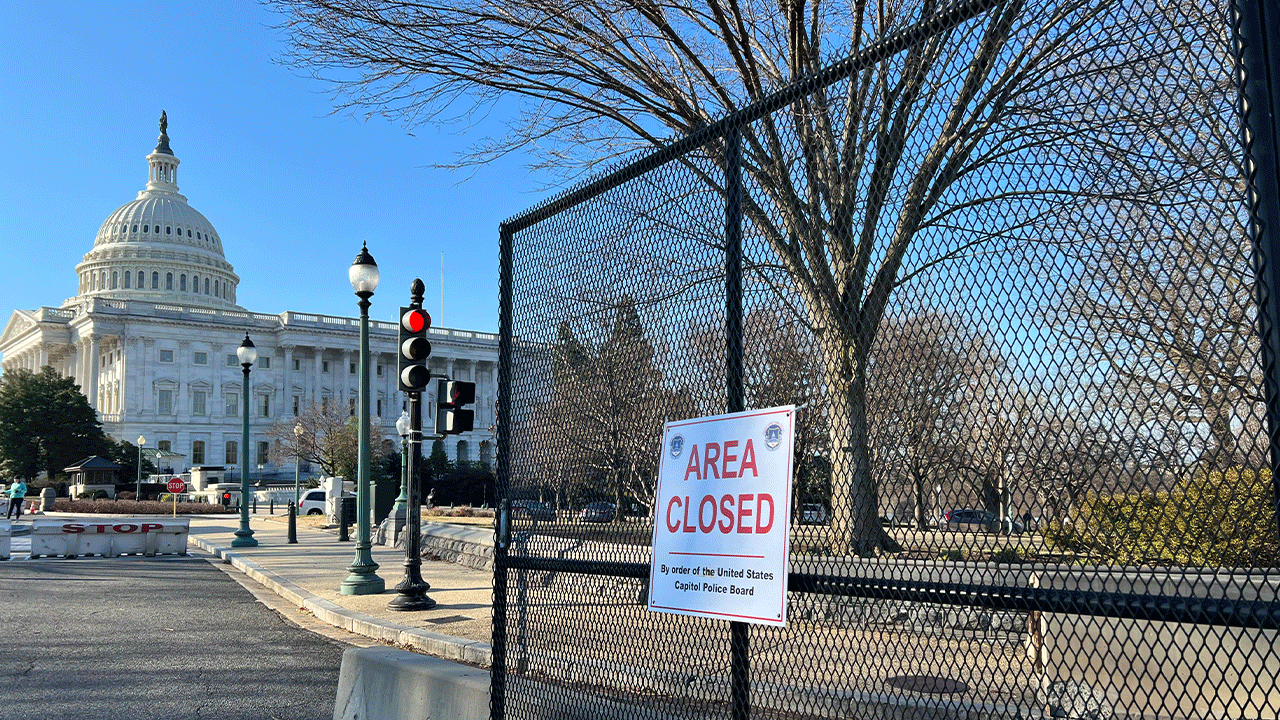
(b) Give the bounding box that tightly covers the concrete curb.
[189,534,494,666]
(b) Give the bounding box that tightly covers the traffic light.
[436,379,476,434]
[398,306,432,392]
[221,491,232,507]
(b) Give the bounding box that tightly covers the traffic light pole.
[389,389,436,611]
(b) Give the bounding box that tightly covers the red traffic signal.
[399,307,432,392]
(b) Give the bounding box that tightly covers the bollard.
[288,502,297,544]
[339,513,350,542]
[270,498,275,515]
[253,496,258,513]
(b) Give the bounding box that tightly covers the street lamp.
[231,333,258,548]
[393,411,410,518]
[342,243,385,595]
[136,435,145,500]
[293,423,304,507]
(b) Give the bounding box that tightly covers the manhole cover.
[422,615,472,625]
[885,675,969,694]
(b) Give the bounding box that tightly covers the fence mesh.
[495,0,1280,717]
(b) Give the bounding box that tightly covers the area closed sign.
[648,406,795,627]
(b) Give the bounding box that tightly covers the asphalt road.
[0,555,347,720]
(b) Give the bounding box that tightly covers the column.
[341,349,352,414]
[88,334,101,409]
[282,345,294,416]
[313,349,323,406]
[177,340,190,418]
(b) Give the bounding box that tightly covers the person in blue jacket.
[6,479,27,520]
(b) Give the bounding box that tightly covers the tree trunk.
[822,335,903,555]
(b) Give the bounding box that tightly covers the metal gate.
[494,0,1280,717]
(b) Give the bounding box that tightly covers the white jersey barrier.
[0,519,10,560]
[30,517,190,559]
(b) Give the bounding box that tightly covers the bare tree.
[267,400,386,479]
[868,313,1000,529]
[1049,2,1263,473]
[275,0,1193,552]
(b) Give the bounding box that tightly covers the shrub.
[50,498,234,515]
[1045,468,1280,567]
[936,548,966,562]
[76,490,109,500]
[424,505,495,518]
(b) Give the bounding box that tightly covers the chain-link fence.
[494,0,1280,717]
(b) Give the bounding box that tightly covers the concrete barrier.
[29,517,190,558]
[0,519,9,560]
[333,646,684,720]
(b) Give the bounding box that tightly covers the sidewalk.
[186,514,494,666]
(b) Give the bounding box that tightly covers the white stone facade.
[0,117,497,474]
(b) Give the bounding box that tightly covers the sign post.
[647,406,795,627]
[167,478,184,518]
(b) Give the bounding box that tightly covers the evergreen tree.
[0,368,109,481]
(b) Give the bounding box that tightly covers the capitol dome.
[72,112,241,309]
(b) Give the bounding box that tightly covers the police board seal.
[669,433,684,458]
[764,422,783,450]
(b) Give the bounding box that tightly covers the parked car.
[941,508,1024,533]
[579,502,617,523]
[299,489,355,516]
[799,504,829,525]
[511,500,556,521]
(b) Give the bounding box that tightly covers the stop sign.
[167,478,185,494]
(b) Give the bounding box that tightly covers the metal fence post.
[491,222,515,720]
[1233,0,1280,526]
[724,126,750,720]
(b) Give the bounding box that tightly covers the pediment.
[0,310,39,350]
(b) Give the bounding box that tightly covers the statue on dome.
[155,110,173,155]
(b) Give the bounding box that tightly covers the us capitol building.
[0,115,498,475]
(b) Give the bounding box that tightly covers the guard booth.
[64,456,121,499]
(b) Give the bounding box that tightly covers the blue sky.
[0,0,549,335]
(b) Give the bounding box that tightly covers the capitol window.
[111,272,118,289]
[194,352,207,365]
[204,277,210,294]
[191,275,198,292]
[225,392,239,417]
[159,349,174,363]
[225,441,238,465]
[132,225,138,233]
[152,272,159,289]
[166,226,172,235]
[158,389,173,415]
[180,275,187,292]
[166,273,173,290]
[191,441,205,465]
[259,357,271,369]
[258,394,270,418]
[124,272,131,289]
[192,391,207,416]
[187,229,192,237]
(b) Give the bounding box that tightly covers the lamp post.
[393,411,410,518]
[136,435,145,500]
[293,423,304,507]
[231,333,258,547]
[342,243,385,595]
